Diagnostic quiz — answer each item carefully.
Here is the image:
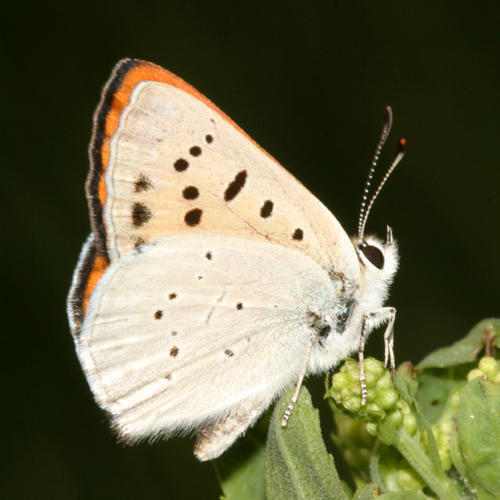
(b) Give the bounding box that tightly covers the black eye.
[360,244,384,269]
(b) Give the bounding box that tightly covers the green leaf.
[454,378,500,500]
[415,369,466,424]
[266,386,348,500]
[377,493,428,499]
[353,483,378,499]
[369,441,386,491]
[449,423,469,494]
[214,424,267,500]
[417,319,500,369]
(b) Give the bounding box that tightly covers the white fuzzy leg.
[359,307,396,405]
[358,316,369,406]
[383,307,396,376]
[281,333,315,427]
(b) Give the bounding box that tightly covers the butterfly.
[67,59,406,461]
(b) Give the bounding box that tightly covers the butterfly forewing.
[95,60,358,280]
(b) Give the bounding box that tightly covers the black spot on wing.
[134,174,152,192]
[260,200,273,218]
[170,346,179,357]
[174,158,189,171]
[236,302,243,310]
[224,170,247,201]
[189,146,202,157]
[319,325,331,338]
[132,203,152,227]
[183,186,199,199]
[134,237,145,249]
[224,349,234,357]
[185,208,202,226]
[292,228,303,240]
[205,251,212,260]
[154,310,163,320]
[169,293,177,300]
[205,134,213,143]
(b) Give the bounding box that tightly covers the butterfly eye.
[360,244,385,269]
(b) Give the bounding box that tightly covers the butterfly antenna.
[359,137,407,241]
[358,106,393,241]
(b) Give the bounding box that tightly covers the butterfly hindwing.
[77,233,341,439]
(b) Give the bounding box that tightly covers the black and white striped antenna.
[357,106,406,241]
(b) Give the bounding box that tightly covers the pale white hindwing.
[77,233,341,440]
[103,81,359,279]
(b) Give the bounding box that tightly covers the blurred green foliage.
[217,319,500,499]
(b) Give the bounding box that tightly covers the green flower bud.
[343,358,360,376]
[396,468,425,491]
[365,402,380,413]
[344,397,362,413]
[387,409,403,428]
[364,358,385,387]
[403,412,417,436]
[377,388,399,410]
[478,356,499,379]
[331,372,349,391]
[340,386,353,401]
[375,371,394,391]
[466,368,483,381]
[431,419,453,471]
[447,387,462,412]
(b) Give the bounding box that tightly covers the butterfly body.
[68,59,400,460]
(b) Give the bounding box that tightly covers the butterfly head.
[353,226,399,286]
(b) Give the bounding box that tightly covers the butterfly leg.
[358,307,396,405]
[194,398,269,461]
[281,333,315,427]
[383,308,396,376]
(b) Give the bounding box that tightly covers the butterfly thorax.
[306,232,398,375]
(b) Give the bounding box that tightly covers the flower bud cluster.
[327,358,417,440]
[466,356,500,382]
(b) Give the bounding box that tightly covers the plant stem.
[395,429,461,500]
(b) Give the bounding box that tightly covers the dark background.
[3,1,499,498]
